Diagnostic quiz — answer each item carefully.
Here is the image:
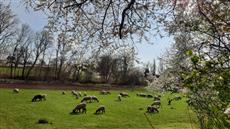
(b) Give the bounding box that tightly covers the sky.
[2,0,172,66]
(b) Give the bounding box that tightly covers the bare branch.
[102,0,113,32]
[64,0,88,9]
[119,0,135,39]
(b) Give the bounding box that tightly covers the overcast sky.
[2,0,172,66]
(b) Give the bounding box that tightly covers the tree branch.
[64,0,88,9]
[119,0,135,39]
[102,0,113,32]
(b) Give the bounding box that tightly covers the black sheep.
[95,105,105,114]
[32,94,47,102]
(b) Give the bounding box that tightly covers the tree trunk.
[57,59,63,80]
[25,56,39,80]
[10,63,13,79]
[21,61,26,80]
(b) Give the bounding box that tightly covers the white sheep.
[13,88,19,93]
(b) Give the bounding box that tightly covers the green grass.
[0,66,48,78]
[0,67,22,75]
[0,89,198,129]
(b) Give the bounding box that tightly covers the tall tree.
[21,41,33,79]
[26,30,52,79]
[0,3,17,59]
[12,24,32,78]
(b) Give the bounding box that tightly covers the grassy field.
[0,88,198,129]
[0,67,22,75]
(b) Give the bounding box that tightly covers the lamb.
[71,90,78,96]
[62,91,66,95]
[147,94,153,98]
[32,94,47,102]
[147,106,159,113]
[224,107,230,116]
[136,93,146,97]
[72,90,81,99]
[13,88,19,93]
[151,100,161,108]
[72,102,87,114]
[120,92,129,97]
[153,96,161,101]
[95,105,105,114]
[100,90,111,95]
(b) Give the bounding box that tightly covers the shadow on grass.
[94,113,105,115]
[37,118,53,125]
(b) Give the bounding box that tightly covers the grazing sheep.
[153,96,161,101]
[151,100,161,108]
[13,88,19,93]
[147,106,159,113]
[100,90,111,95]
[91,96,99,102]
[136,93,146,97]
[62,91,66,95]
[120,92,129,97]
[147,94,153,98]
[72,90,81,99]
[72,102,87,113]
[95,105,105,114]
[81,96,99,103]
[32,94,47,102]
[224,108,230,116]
[71,90,78,96]
[117,95,122,101]
[81,96,91,103]
[157,95,161,98]
[71,90,75,94]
